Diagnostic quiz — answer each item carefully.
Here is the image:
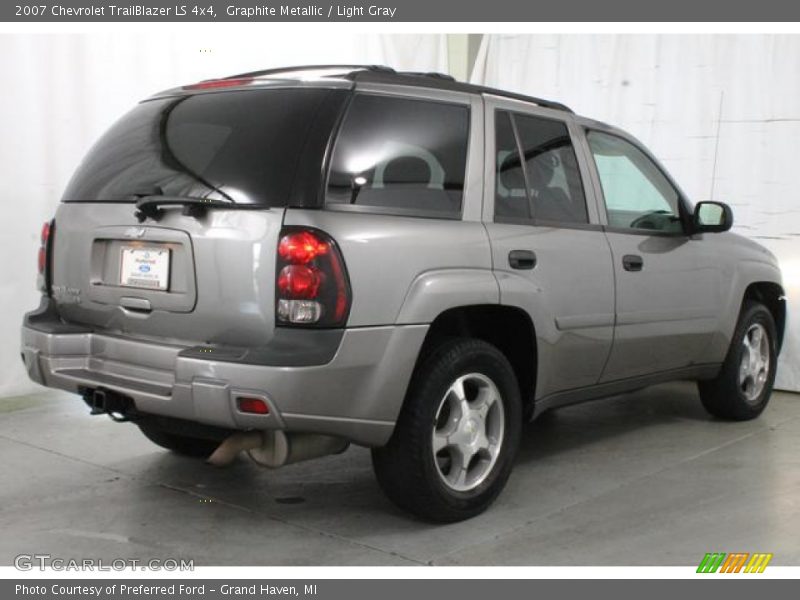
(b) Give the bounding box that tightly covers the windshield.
[62,88,348,206]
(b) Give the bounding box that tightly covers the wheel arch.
[413,304,538,416]
[743,281,786,352]
[395,268,500,325]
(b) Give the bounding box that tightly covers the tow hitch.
[81,387,134,422]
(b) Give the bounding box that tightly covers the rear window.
[62,88,348,206]
[325,94,469,217]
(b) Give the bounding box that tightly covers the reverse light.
[277,299,323,324]
[275,228,350,327]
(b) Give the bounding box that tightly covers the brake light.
[278,265,322,299]
[183,77,253,90]
[37,219,54,293]
[275,228,351,327]
[278,231,329,264]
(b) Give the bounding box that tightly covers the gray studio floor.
[1,382,798,566]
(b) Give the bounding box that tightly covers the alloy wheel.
[431,373,505,492]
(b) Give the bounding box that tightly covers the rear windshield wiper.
[133,195,266,222]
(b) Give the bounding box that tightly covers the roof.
[224,65,574,113]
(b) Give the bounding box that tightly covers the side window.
[587,131,683,233]
[326,94,469,217]
[494,110,589,224]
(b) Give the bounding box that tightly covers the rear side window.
[326,94,469,217]
[62,88,348,206]
[495,110,588,225]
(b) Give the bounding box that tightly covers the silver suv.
[21,65,785,522]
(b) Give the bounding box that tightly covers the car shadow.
[515,380,712,464]
[119,381,717,529]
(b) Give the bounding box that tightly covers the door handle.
[509,250,537,270]
[622,254,644,272]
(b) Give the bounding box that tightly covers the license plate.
[119,246,170,290]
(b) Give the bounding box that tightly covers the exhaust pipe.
[207,430,349,468]
[206,431,263,466]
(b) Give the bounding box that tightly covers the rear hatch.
[51,84,349,346]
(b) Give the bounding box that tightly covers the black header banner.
[4,0,800,22]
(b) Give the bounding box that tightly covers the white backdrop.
[4,33,798,396]
[472,34,800,391]
[0,32,447,397]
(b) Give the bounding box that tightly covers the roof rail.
[347,69,573,113]
[470,84,573,113]
[219,64,573,113]
[396,71,456,81]
[226,64,396,80]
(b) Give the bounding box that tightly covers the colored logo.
[697,552,773,573]
[139,264,151,273]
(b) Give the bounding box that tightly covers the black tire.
[137,421,220,458]
[698,300,777,421]
[372,337,522,522]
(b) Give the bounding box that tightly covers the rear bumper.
[21,301,427,447]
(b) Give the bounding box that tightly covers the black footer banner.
[5,579,799,600]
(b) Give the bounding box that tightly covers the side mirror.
[693,201,733,233]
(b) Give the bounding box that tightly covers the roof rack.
[348,69,573,113]
[226,64,395,80]
[393,71,456,81]
[223,64,573,113]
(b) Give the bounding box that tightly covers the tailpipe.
[206,431,263,466]
[207,430,349,468]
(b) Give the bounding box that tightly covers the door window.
[587,131,684,234]
[494,110,589,224]
[494,111,529,217]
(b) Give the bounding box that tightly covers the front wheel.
[372,338,522,522]
[698,300,778,420]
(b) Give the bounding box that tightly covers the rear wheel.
[137,421,220,458]
[698,301,777,420]
[372,338,522,522]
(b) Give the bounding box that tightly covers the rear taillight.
[37,247,47,274]
[40,221,50,245]
[37,219,54,293]
[276,228,351,327]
